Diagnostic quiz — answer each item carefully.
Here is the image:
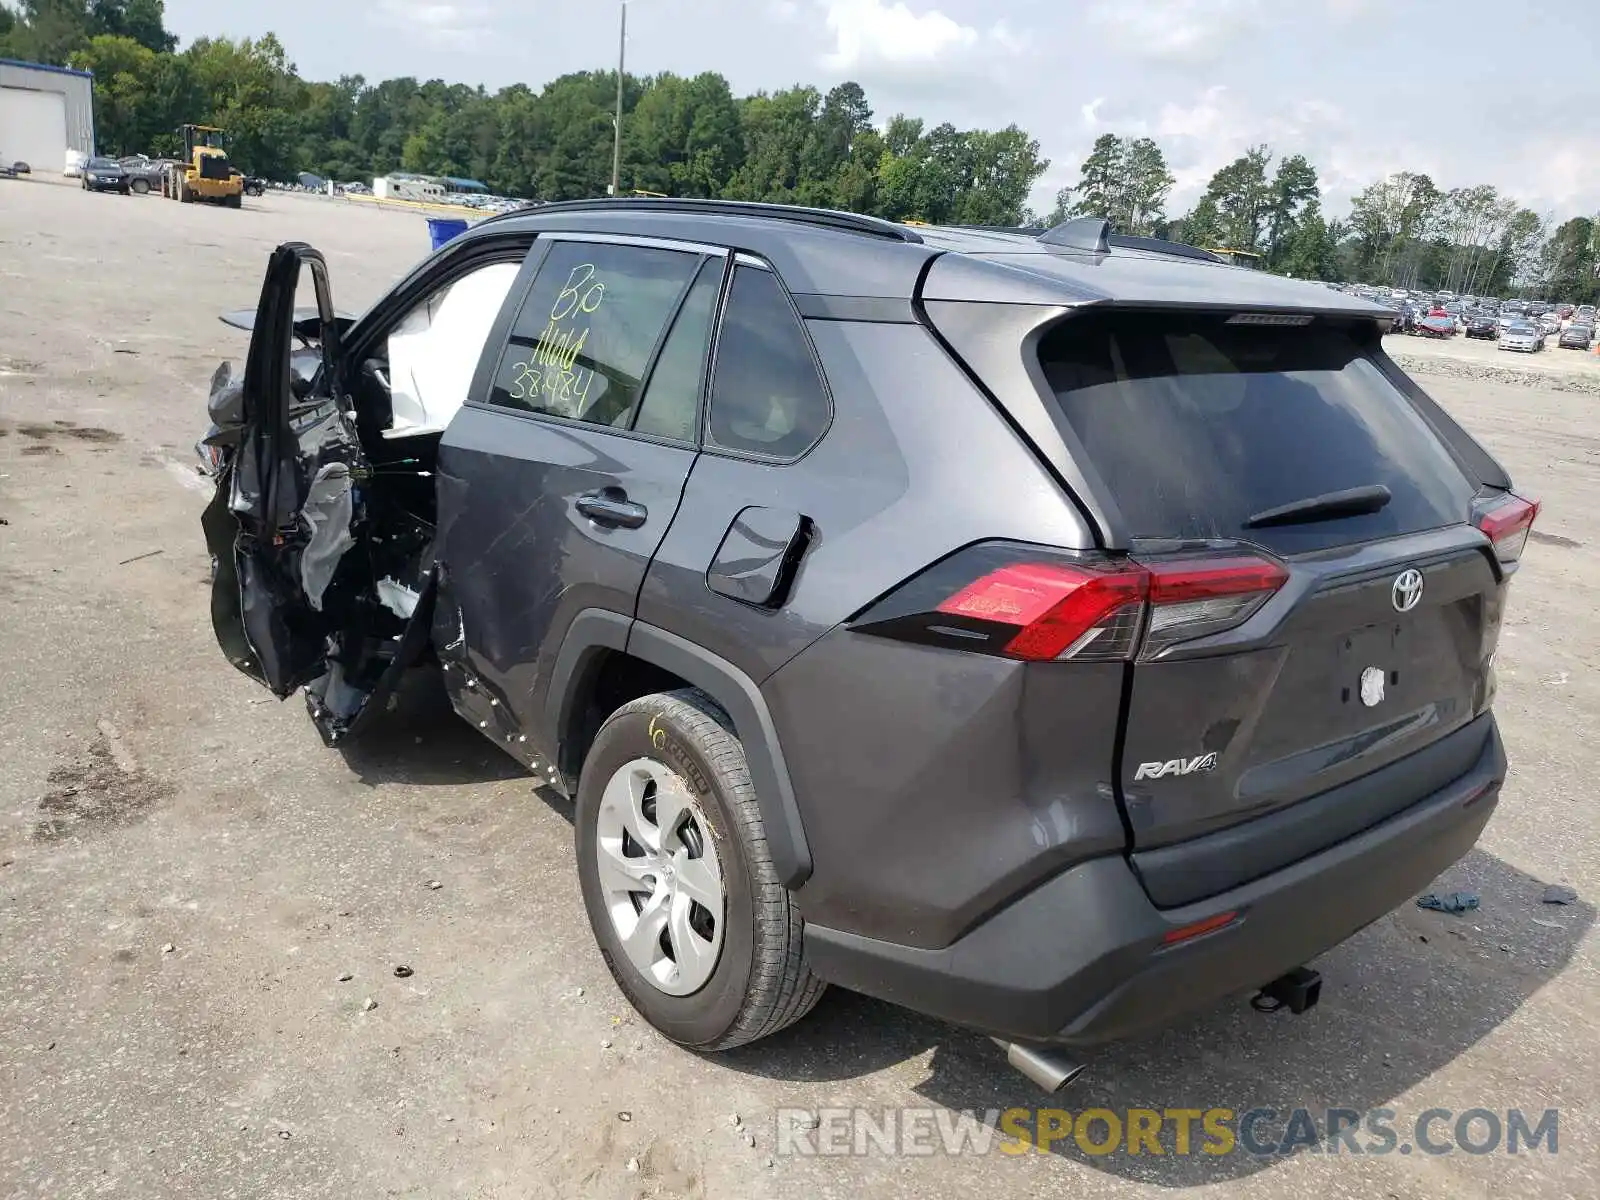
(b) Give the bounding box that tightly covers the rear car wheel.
[574,689,824,1049]
[131,178,149,195]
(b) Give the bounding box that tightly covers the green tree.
[1536,217,1598,302]
[722,86,818,204]
[182,34,304,178]
[1173,195,1223,249]
[68,33,158,153]
[89,0,175,52]
[8,0,92,63]
[795,80,870,207]
[1275,201,1340,280]
[1199,145,1273,253]
[1487,208,1546,296]
[1263,153,1319,267]
[1347,171,1441,284]
[1050,133,1122,225]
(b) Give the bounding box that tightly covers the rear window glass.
[1038,314,1476,552]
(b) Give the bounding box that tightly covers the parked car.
[1557,323,1594,350]
[1415,313,1457,338]
[1499,320,1545,352]
[195,203,1529,1079]
[119,156,176,195]
[1538,313,1561,337]
[81,156,130,194]
[1464,313,1499,340]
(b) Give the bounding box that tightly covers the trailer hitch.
[1251,966,1322,1015]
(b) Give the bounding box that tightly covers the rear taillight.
[1475,494,1540,564]
[1141,556,1288,659]
[936,562,1148,661]
[849,544,1287,662]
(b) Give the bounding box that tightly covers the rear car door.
[433,234,726,755]
[1033,311,1532,905]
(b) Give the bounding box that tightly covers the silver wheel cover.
[594,757,726,996]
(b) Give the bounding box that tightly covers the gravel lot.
[2,178,1597,1200]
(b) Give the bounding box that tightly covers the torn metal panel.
[299,462,356,612]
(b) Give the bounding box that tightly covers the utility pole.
[610,1,626,197]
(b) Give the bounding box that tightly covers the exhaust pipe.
[991,1038,1088,1093]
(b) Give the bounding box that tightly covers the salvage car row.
[1360,290,1596,353]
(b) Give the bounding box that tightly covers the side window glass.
[489,241,702,428]
[383,260,521,436]
[632,260,722,443]
[706,265,831,459]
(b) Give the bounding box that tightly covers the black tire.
[574,689,823,1049]
[131,178,149,195]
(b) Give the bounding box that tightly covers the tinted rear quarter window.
[706,265,831,459]
[1038,314,1477,553]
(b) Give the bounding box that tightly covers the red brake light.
[850,545,1288,662]
[938,563,1147,661]
[1476,495,1539,564]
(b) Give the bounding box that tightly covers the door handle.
[575,489,648,529]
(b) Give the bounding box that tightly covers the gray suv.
[200,201,1532,1086]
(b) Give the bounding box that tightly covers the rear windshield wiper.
[1244,484,1393,529]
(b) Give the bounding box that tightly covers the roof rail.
[486,197,925,243]
[1038,216,1225,264]
[1039,216,1111,253]
[1108,233,1224,264]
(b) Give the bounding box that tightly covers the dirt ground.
[1,177,1597,1200]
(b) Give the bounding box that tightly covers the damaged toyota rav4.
[200,202,1534,1086]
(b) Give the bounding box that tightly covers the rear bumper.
[804,721,1504,1048]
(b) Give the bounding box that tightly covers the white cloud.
[1086,0,1263,66]
[817,0,1008,72]
[1081,97,1105,129]
[374,1,495,50]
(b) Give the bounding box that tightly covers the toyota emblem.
[1392,569,1424,613]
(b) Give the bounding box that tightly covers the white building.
[0,58,96,174]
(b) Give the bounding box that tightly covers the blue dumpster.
[426,217,469,251]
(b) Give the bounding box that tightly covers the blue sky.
[162,0,1600,219]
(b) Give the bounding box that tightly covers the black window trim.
[627,254,731,445]
[698,252,837,466]
[464,231,733,450]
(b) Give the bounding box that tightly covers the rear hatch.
[1029,310,1531,899]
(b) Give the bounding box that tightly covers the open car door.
[201,242,435,743]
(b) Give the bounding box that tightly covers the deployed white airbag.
[384,261,520,437]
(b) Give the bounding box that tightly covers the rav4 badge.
[1360,666,1386,708]
[1134,753,1218,781]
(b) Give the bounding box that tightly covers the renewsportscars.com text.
[775,1106,1559,1158]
